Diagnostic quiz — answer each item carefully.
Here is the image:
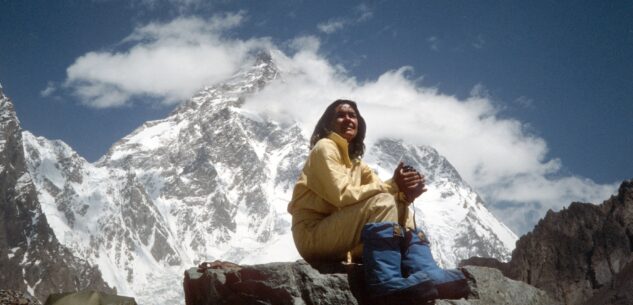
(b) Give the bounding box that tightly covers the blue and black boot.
[361,222,438,303]
[401,228,470,299]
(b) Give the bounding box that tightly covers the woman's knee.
[368,193,398,209]
[365,193,399,221]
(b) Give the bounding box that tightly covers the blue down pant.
[401,228,469,299]
[361,222,438,300]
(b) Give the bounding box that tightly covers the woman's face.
[331,103,358,142]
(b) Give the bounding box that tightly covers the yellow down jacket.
[288,132,408,260]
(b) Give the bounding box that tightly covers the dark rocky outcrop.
[183,260,558,305]
[184,261,357,305]
[0,290,41,305]
[0,87,113,302]
[462,179,633,305]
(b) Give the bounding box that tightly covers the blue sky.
[1,0,631,234]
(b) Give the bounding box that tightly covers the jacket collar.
[328,132,353,167]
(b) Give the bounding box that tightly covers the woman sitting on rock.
[287,99,469,302]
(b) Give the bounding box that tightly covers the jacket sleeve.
[306,140,390,208]
[360,162,399,194]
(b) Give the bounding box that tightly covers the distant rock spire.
[0,86,113,302]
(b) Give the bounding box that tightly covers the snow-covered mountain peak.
[366,139,516,264]
[18,53,517,304]
[98,51,280,167]
[173,51,279,115]
[369,138,464,186]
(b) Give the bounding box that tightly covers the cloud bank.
[63,13,271,108]
[60,16,618,235]
[244,45,618,234]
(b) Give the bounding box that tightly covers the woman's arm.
[306,140,389,208]
[361,162,399,194]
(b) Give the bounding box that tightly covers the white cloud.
[317,4,373,34]
[484,175,617,233]
[473,34,485,49]
[354,4,374,22]
[514,96,535,109]
[40,81,56,97]
[428,36,440,51]
[317,19,346,34]
[59,15,619,235]
[289,36,321,53]
[63,13,272,108]
[242,41,619,235]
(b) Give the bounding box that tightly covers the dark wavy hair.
[310,99,366,159]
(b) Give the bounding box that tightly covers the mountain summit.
[14,53,517,304]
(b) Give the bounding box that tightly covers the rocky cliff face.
[462,180,633,305]
[0,86,113,302]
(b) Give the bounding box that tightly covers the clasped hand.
[393,162,427,204]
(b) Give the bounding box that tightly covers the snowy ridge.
[21,53,517,305]
[22,131,184,297]
[366,139,515,266]
[2,86,112,301]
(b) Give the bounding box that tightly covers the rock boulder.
[183,260,558,305]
